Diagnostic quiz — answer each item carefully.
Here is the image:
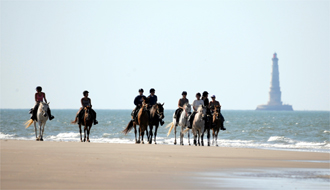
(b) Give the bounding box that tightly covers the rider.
[131,88,146,122]
[30,86,54,121]
[174,91,189,123]
[209,95,226,130]
[75,90,98,125]
[147,88,164,125]
[188,92,204,129]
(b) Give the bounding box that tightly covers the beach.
[1,140,329,189]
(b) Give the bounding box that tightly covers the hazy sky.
[1,0,329,110]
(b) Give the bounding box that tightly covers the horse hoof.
[40,138,43,141]
[174,142,176,145]
[216,145,219,147]
[141,142,144,144]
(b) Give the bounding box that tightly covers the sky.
[1,0,329,110]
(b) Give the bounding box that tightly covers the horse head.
[156,103,164,120]
[198,105,207,118]
[39,102,49,118]
[213,107,219,122]
[183,103,192,117]
[84,106,92,121]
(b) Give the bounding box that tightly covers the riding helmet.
[196,92,201,97]
[211,95,216,98]
[36,86,42,91]
[150,88,155,93]
[83,90,89,95]
[139,88,144,93]
[182,91,187,95]
[202,91,209,97]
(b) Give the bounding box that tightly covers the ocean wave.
[267,136,295,144]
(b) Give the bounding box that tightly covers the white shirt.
[192,99,204,111]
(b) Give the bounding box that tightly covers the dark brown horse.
[123,103,149,144]
[148,103,164,144]
[72,106,93,142]
[212,107,224,146]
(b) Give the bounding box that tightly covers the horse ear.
[47,102,50,105]
[162,103,164,106]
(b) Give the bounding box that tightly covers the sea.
[0,109,329,153]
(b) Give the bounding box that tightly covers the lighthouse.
[256,53,293,111]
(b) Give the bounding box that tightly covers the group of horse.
[24,101,225,146]
[25,102,94,142]
[123,102,224,146]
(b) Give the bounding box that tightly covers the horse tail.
[24,119,33,129]
[122,120,134,135]
[182,128,189,134]
[166,122,174,137]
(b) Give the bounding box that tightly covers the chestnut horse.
[72,106,93,142]
[148,103,164,144]
[123,103,149,144]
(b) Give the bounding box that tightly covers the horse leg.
[207,128,211,146]
[174,124,177,145]
[140,127,144,144]
[134,124,139,144]
[212,129,215,146]
[84,126,87,142]
[79,124,83,142]
[38,121,42,141]
[40,122,45,141]
[148,125,153,144]
[180,127,184,146]
[154,125,158,144]
[216,129,219,146]
[34,122,38,141]
[188,129,191,146]
[201,129,204,146]
[87,125,92,142]
[198,131,201,146]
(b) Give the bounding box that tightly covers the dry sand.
[1,140,329,189]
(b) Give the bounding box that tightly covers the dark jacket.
[147,95,157,106]
[134,95,146,106]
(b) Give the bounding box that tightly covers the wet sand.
[1,140,329,189]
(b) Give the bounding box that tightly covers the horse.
[24,102,50,141]
[147,103,164,144]
[123,103,149,144]
[167,103,192,145]
[212,107,224,146]
[184,105,206,146]
[71,106,93,142]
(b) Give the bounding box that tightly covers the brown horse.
[148,103,164,144]
[212,107,224,146]
[123,103,149,144]
[72,106,93,142]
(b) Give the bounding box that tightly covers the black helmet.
[83,90,89,95]
[196,92,201,97]
[202,91,208,97]
[150,88,155,93]
[36,86,42,91]
[139,88,144,92]
[182,91,187,95]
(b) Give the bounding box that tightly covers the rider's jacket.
[134,95,146,106]
[147,95,157,106]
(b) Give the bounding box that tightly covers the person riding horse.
[147,88,164,126]
[188,92,204,129]
[174,91,189,123]
[30,86,54,121]
[209,95,226,130]
[131,88,147,122]
[75,90,98,125]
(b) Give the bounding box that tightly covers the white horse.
[184,105,206,146]
[166,103,192,145]
[25,102,50,141]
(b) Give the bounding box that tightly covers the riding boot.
[159,119,164,126]
[47,108,54,120]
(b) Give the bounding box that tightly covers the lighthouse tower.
[256,53,293,111]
